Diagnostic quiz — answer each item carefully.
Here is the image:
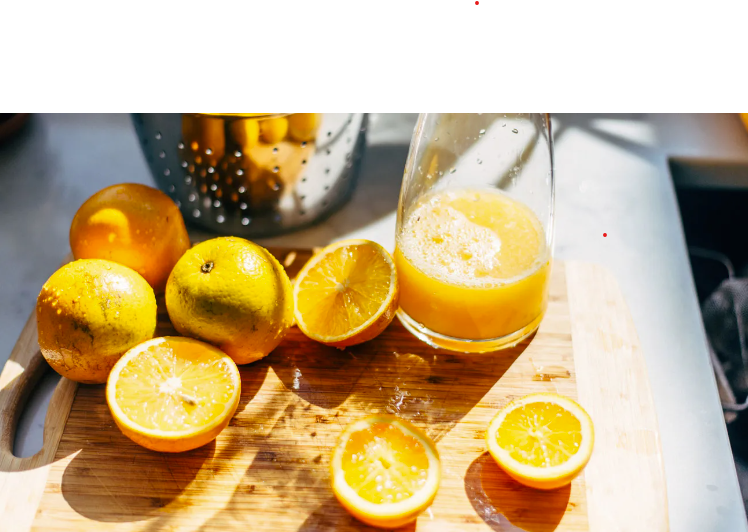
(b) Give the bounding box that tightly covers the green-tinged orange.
[36,259,157,384]
[165,237,294,365]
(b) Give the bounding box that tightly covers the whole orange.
[69,183,190,293]
[37,259,157,384]
[165,237,294,365]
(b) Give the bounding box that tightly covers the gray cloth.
[703,278,748,412]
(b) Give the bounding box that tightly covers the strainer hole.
[327,131,332,137]
[301,141,307,147]
[164,168,171,176]
[324,168,330,174]
[345,153,351,161]
[234,150,242,157]
[159,150,166,158]
[302,159,307,165]
[213,200,221,208]
[155,132,162,140]
[185,176,193,185]
[192,209,201,218]
[181,161,188,168]
[208,166,215,174]
[301,177,307,182]
[168,185,175,192]
[216,214,225,224]
[273,147,279,154]
[188,193,197,202]
[210,184,218,191]
[324,185,330,191]
[300,195,306,200]
[205,148,213,155]
[238,186,246,193]
[178,141,185,149]
[326,149,331,155]
[273,166,279,173]
[300,210,306,216]
[175,200,181,207]
[241,217,250,226]
[240,202,248,210]
[236,169,244,176]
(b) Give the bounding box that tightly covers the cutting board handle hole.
[12,369,60,458]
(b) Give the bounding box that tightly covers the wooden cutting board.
[0,249,668,532]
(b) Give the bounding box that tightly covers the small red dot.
[603,233,607,237]
[475,1,479,4]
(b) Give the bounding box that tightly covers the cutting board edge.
[565,260,669,532]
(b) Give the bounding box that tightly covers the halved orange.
[331,415,441,529]
[293,239,399,347]
[106,336,241,453]
[485,393,594,490]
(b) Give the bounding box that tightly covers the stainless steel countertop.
[2,113,748,531]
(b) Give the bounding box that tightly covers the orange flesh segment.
[496,402,582,467]
[114,341,237,431]
[296,244,393,337]
[342,422,430,504]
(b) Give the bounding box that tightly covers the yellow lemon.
[259,117,289,144]
[288,113,321,142]
[229,117,260,152]
[182,114,226,165]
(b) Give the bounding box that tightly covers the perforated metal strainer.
[132,113,368,237]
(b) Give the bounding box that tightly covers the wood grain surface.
[0,251,667,531]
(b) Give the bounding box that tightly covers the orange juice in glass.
[395,114,554,352]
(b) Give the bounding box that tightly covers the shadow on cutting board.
[59,361,269,523]
[61,439,216,522]
[296,497,416,532]
[465,453,571,532]
[272,320,529,443]
[56,317,526,529]
[187,322,526,530]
